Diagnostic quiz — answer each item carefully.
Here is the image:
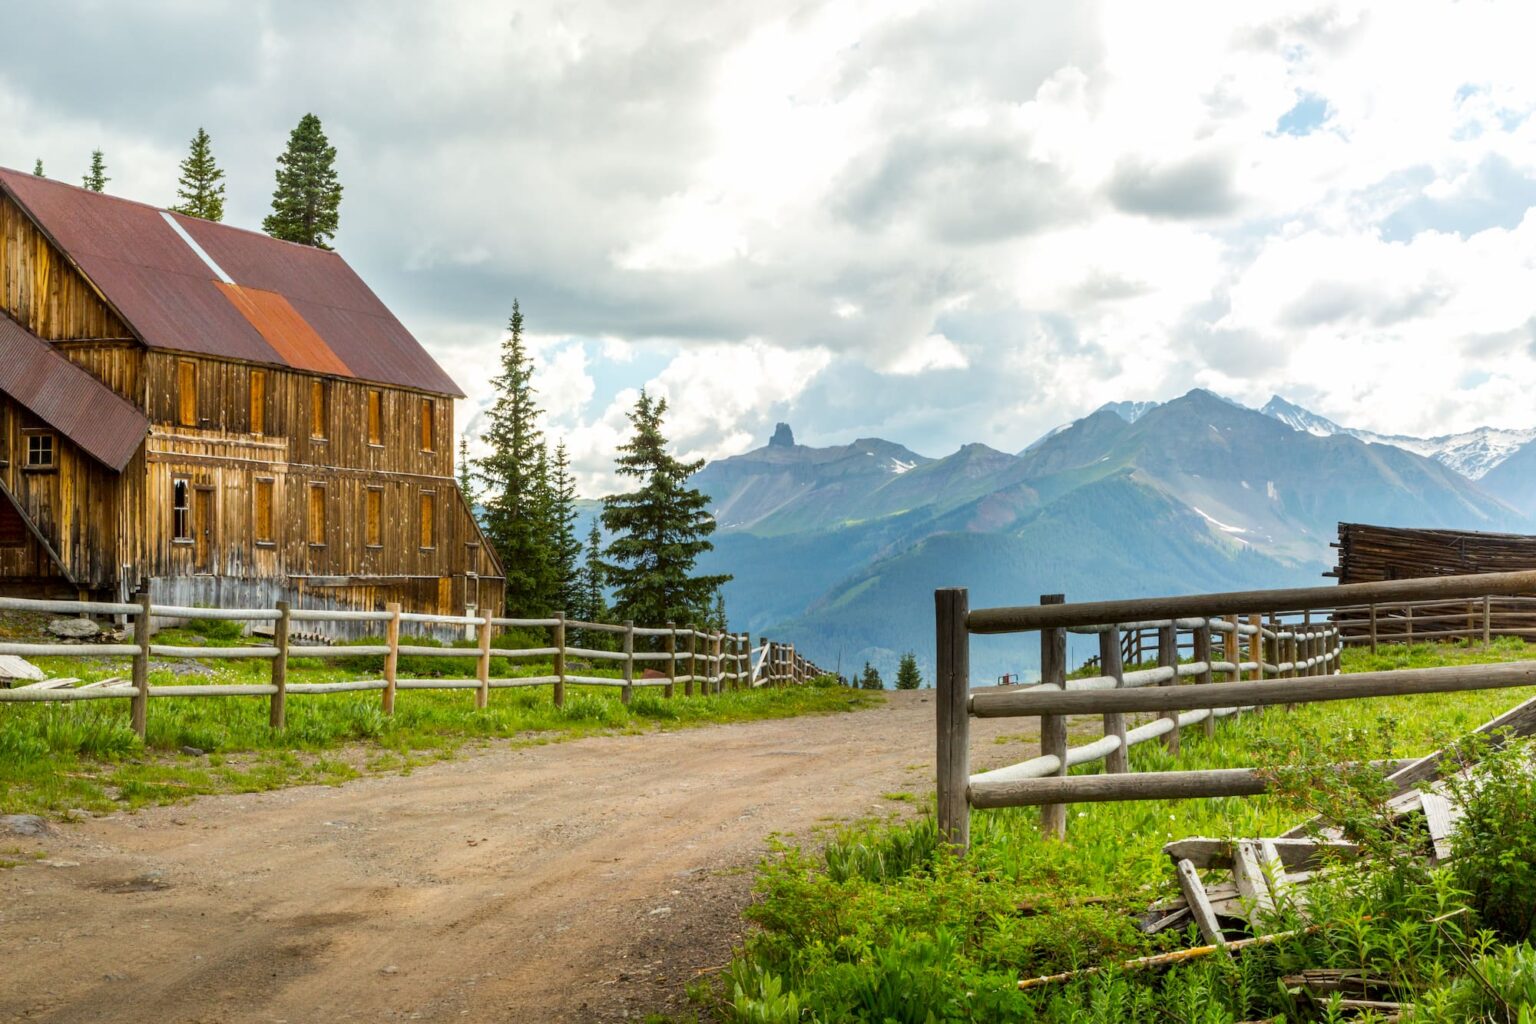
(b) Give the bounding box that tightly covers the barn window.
[250,370,267,435]
[367,390,383,445]
[419,490,435,549]
[420,399,435,452]
[365,488,382,547]
[309,380,328,439]
[25,432,54,469]
[172,479,191,540]
[178,359,197,427]
[254,479,274,543]
[308,483,326,546]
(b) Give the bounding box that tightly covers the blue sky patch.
[1276,93,1330,136]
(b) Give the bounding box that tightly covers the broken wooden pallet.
[1156,836,1359,943]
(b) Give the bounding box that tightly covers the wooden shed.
[0,168,503,630]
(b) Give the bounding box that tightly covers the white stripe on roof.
[159,211,235,285]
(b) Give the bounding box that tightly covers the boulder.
[48,618,100,640]
[0,814,49,837]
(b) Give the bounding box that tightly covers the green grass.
[0,621,878,815]
[704,637,1536,1023]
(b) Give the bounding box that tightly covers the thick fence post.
[131,589,151,739]
[1100,626,1129,773]
[476,610,493,710]
[553,611,566,708]
[1248,614,1262,683]
[715,633,725,694]
[1194,620,1215,737]
[270,600,290,730]
[1039,594,1068,839]
[935,588,971,852]
[383,601,401,715]
[1157,622,1179,754]
[665,621,676,699]
[1369,603,1379,654]
[622,620,635,704]
[1484,596,1492,646]
[685,626,696,697]
[1406,605,1414,643]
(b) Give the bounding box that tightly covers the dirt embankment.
[0,690,1036,1023]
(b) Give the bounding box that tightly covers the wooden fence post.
[383,601,401,715]
[476,610,493,710]
[1227,615,1243,687]
[715,633,725,694]
[1484,596,1492,646]
[1369,603,1379,654]
[1100,626,1129,773]
[131,589,151,739]
[553,611,566,708]
[935,588,970,851]
[1194,620,1214,738]
[1248,614,1262,683]
[1406,605,1414,644]
[1157,622,1179,754]
[685,626,696,697]
[622,620,635,704]
[270,600,290,730]
[1039,594,1068,839]
[665,621,676,699]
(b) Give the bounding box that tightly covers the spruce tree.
[859,662,884,690]
[32,159,43,177]
[262,113,342,248]
[82,150,108,192]
[578,521,609,648]
[169,127,226,222]
[548,442,583,614]
[478,301,549,612]
[456,438,477,509]
[895,652,922,690]
[601,390,730,626]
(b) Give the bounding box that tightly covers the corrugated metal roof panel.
[216,283,354,378]
[0,169,464,397]
[0,313,149,472]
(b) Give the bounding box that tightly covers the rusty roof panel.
[216,283,354,378]
[0,313,149,472]
[0,169,463,397]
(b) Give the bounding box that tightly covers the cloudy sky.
[7,1,1536,491]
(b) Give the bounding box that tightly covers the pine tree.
[262,113,342,248]
[895,652,922,690]
[82,150,108,192]
[859,662,884,690]
[548,442,583,614]
[478,301,549,612]
[601,390,730,626]
[528,445,559,609]
[32,159,43,177]
[578,521,609,648]
[169,128,226,222]
[456,438,477,510]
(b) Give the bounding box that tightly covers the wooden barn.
[0,167,503,628]
[1331,522,1536,643]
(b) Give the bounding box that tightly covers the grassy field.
[703,638,1536,1023]
[0,615,876,816]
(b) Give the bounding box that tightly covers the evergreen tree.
[262,113,342,248]
[82,150,108,192]
[710,591,728,632]
[32,159,43,177]
[528,445,559,608]
[169,127,226,222]
[601,390,730,626]
[548,442,583,614]
[859,662,884,690]
[578,521,609,648]
[895,652,922,690]
[456,438,477,509]
[477,301,549,612]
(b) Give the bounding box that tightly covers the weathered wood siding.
[0,194,129,341]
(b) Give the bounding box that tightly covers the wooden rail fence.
[0,595,831,738]
[936,569,1536,849]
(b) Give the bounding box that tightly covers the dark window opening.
[173,479,191,540]
[25,433,54,469]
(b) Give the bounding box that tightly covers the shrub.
[185,616,245,642]
[1446,738,1536,943]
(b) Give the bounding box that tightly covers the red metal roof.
[0,169,463,397]
[0,313,150,472]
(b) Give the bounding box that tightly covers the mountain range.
[694,390,1536,684]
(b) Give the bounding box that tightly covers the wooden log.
[1248,614,1262,687]
[383,601,401,715]
[664,621,676,699]
[1176,858,1226,946]
[1038,594,1068,839]
[1194,623,1215,738]
[553,611,566,708]
[1157,622,1179,755]
[621,621,635,705]
[972,661,1536,718]
[131,589,150,739]
[969,762,1406,809]
[270,600,290,730]
[475,610,493,709]
[936,588,970,851]
[1484,595,1492,646]
[1100,627,1129,773]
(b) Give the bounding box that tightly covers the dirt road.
[0,691,1036,1023]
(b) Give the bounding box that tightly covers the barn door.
[194,487,215,574]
